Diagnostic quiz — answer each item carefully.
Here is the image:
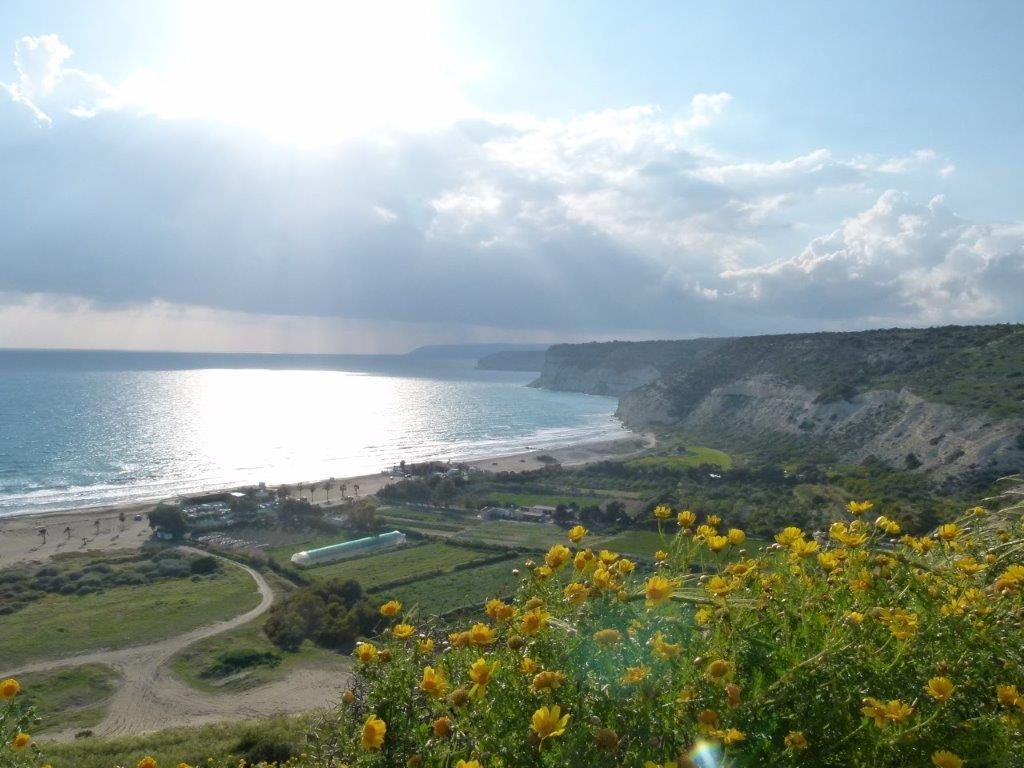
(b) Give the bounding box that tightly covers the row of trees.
[277,478,361,503]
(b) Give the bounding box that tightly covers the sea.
[0,349,626,518]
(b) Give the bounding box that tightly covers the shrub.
[309,493,1024,767]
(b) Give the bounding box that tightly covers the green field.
[595,529,673,558]
[482,492,606,507]
[385,558,521,615]
[171,620,349,694]
[301,541,489,587]
[627,445,733,470]
[0,566,261,668]
[19,664,119,733]
[41,714,310,768]
[456,520,567,550]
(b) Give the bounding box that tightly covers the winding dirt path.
[1,549,350,740]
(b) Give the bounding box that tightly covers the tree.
[148,505,188,540]
[325,478,336,501]
[340,482,348,499]
[277,484,291,500]
[353,483,361,497]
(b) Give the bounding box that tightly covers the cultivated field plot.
[595,529,672,558]
[0,566,261,668]
[303,541,491,588]
[383,558,521,615]
[456,519,567,550]
[626,445,733,470]
[481,491,607,508]
[376,506,481,535]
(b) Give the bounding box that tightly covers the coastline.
[0,432,653,570]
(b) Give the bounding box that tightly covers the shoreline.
[0,432,654,570]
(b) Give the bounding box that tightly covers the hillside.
[535,325,1024,478]
[476,349,547,371]
[529,338,732,395]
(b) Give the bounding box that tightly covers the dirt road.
[1,549,350,740]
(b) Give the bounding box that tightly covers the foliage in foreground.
[317,488,1024,767]
[3,487,1024,768]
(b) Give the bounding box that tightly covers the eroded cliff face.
[617,374,1024,477]
[529,362,663,396]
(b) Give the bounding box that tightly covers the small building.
[480,506,550,523]
[527,505,557,518]
[290,530,407,567]
[480,506,517,520]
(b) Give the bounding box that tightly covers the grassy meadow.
[0,565,260,668]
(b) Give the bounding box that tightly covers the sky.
[1,0,1022,353]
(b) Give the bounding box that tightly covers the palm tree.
[297,482,306,500]
[38,527,47,545]
[278,484,292,500]
[325,478,336,501]
[353,482,360,497]
[340,482,348,499]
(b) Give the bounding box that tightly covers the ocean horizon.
[0,349,625,517]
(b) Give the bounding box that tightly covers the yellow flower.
[926,676,955,702]
[654,504,672,519]
[715,727,746,745]
[564,582,590,604]
[419,666,448,698]
[177,764,191,768]
[531,704,570,741]
[520,607,550,635]
[433,716,452,738]
[135,758,155,768]
[874,515,901,535]
[707,535,729,553]
[878,608,918,641]
[955,557,985,575]
[705,575,734,597]
[449,630,471,649]
[707,514,721,527]
[677,510,697,528]
[417,638,435,654]
[937,523,962,542]
[599,549,619,565]
[361,714,387,750]
[485,598,515,621]
[615,557,636,575]
[789,538,819,557]
[455,761,481,768]
[651,631,682,659]
[846,500,873,515]
[996,684,1023,708]
[379,599,402,616]
[645,575,675,606]
[13,733,31,751]
[468,622,497,645]
[355,642,377,663]
[621,666,650,684]
[818,551,842,573]
[545,543,572,570]
[861,697,914,728]
[775,526,804,546]
[392,623,416,639]
[0,678,20,700]
[531,670,565,693]
[654,549,668,562]
[574,548,597,572]
[533,565,553,580]
[468,657,498,698]
[593,628,622,646]
[845,611,865,626]
[727,528,746,545]
[520,656,538,675]
[784,731,808,750]
[931,751,963,768]
[705,659,731,681]
[568,524,588,543]
[695,606,715,625]
[830,521,869,547]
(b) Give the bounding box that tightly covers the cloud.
[0,34,1018,349]
[719,191,1024,325]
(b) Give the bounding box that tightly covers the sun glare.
[161,0,467,147]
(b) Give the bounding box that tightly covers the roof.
[291,530,406,564]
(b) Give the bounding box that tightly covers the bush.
[309,494,1024,767]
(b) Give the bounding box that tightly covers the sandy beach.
[0,432,653,571]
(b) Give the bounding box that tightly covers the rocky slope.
[535,325,1024,479]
